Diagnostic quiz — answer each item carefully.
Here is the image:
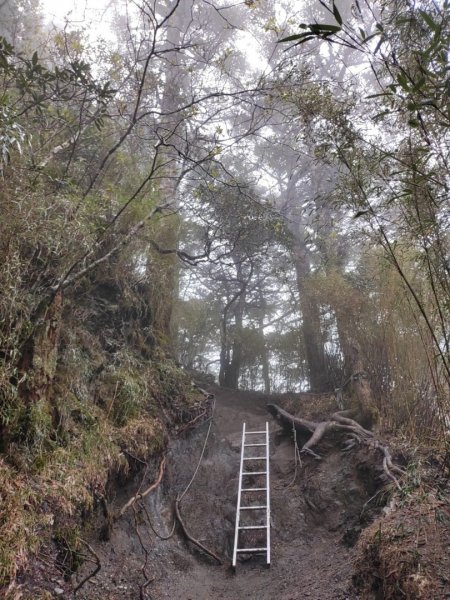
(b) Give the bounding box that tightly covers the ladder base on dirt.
[232,422,270,570]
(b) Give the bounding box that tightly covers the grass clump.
[97,367,148,427]
[0,460,41,590]
[0,350,203,593]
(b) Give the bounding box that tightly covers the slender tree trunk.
[278,171,327,392]
[219,262,250,389]
[261,337,271,394]
[152,2,189,341]
[219,312,229,387]
[224,289,245,388]
[258,290,271,393]
[333,304,376,409]
[293,245,327,391]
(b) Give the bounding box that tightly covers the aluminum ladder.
[232,422,270,569]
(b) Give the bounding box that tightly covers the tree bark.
[18,290,63,405]
[293,241,327,391]
[258,290,271,394]
[224,284,245,388]
[277,170,328,392]
[219,262,250,389]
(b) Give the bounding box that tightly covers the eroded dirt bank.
[73,386,395,600]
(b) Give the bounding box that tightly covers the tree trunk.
[17,291,63,405]
[219,263,249,389]
[336,319,376,411]
[226,285,245,388]
[152,2,190,342]
[218,311,229,387]
[258,291,271,393]
[278,170,328,392]
[293,245,327,391]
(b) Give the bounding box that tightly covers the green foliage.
[0,105,26,175]
[279,2,450,126]
[0,35,114,115]
[0,459,41,588]
[13,399,53,454]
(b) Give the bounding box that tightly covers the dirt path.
[77,387,379,599]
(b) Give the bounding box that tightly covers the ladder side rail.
[232,422,246,568]
[266,421,271,567]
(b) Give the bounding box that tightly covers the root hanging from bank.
[174,498,222,564]
[267,404,406,489]
[116,457,167,520]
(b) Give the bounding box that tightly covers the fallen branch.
[116,457,166,520]
[175,497,222,564]
[192,383,215,400]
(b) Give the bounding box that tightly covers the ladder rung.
[236,547,267,553]
[240,505,267,510]
[242,471,266,475]
[242,488,267,492]
[238,525,266,530]
[243,456,266,461]
[245,431,266,435]
[244,443,266,447]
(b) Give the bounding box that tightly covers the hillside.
[1,1,450,598]
[11,386,448,600]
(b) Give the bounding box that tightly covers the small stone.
[54,587,64,595]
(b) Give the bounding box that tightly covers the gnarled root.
[267,404,404,487]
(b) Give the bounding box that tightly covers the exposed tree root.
[370,439,406,490]
[132,503,154,600]
[139,498,176,541]
[73,539,101,594]
[116,457,166,520]
[174,498,222,564]
[177,409,208,434]
[177,386,214,434]
[267,404,405,488]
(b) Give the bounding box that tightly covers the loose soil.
[73,386,391,600]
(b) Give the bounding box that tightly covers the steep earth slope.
[74,386,392,600]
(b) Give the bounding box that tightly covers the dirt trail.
[77,386,382,600]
